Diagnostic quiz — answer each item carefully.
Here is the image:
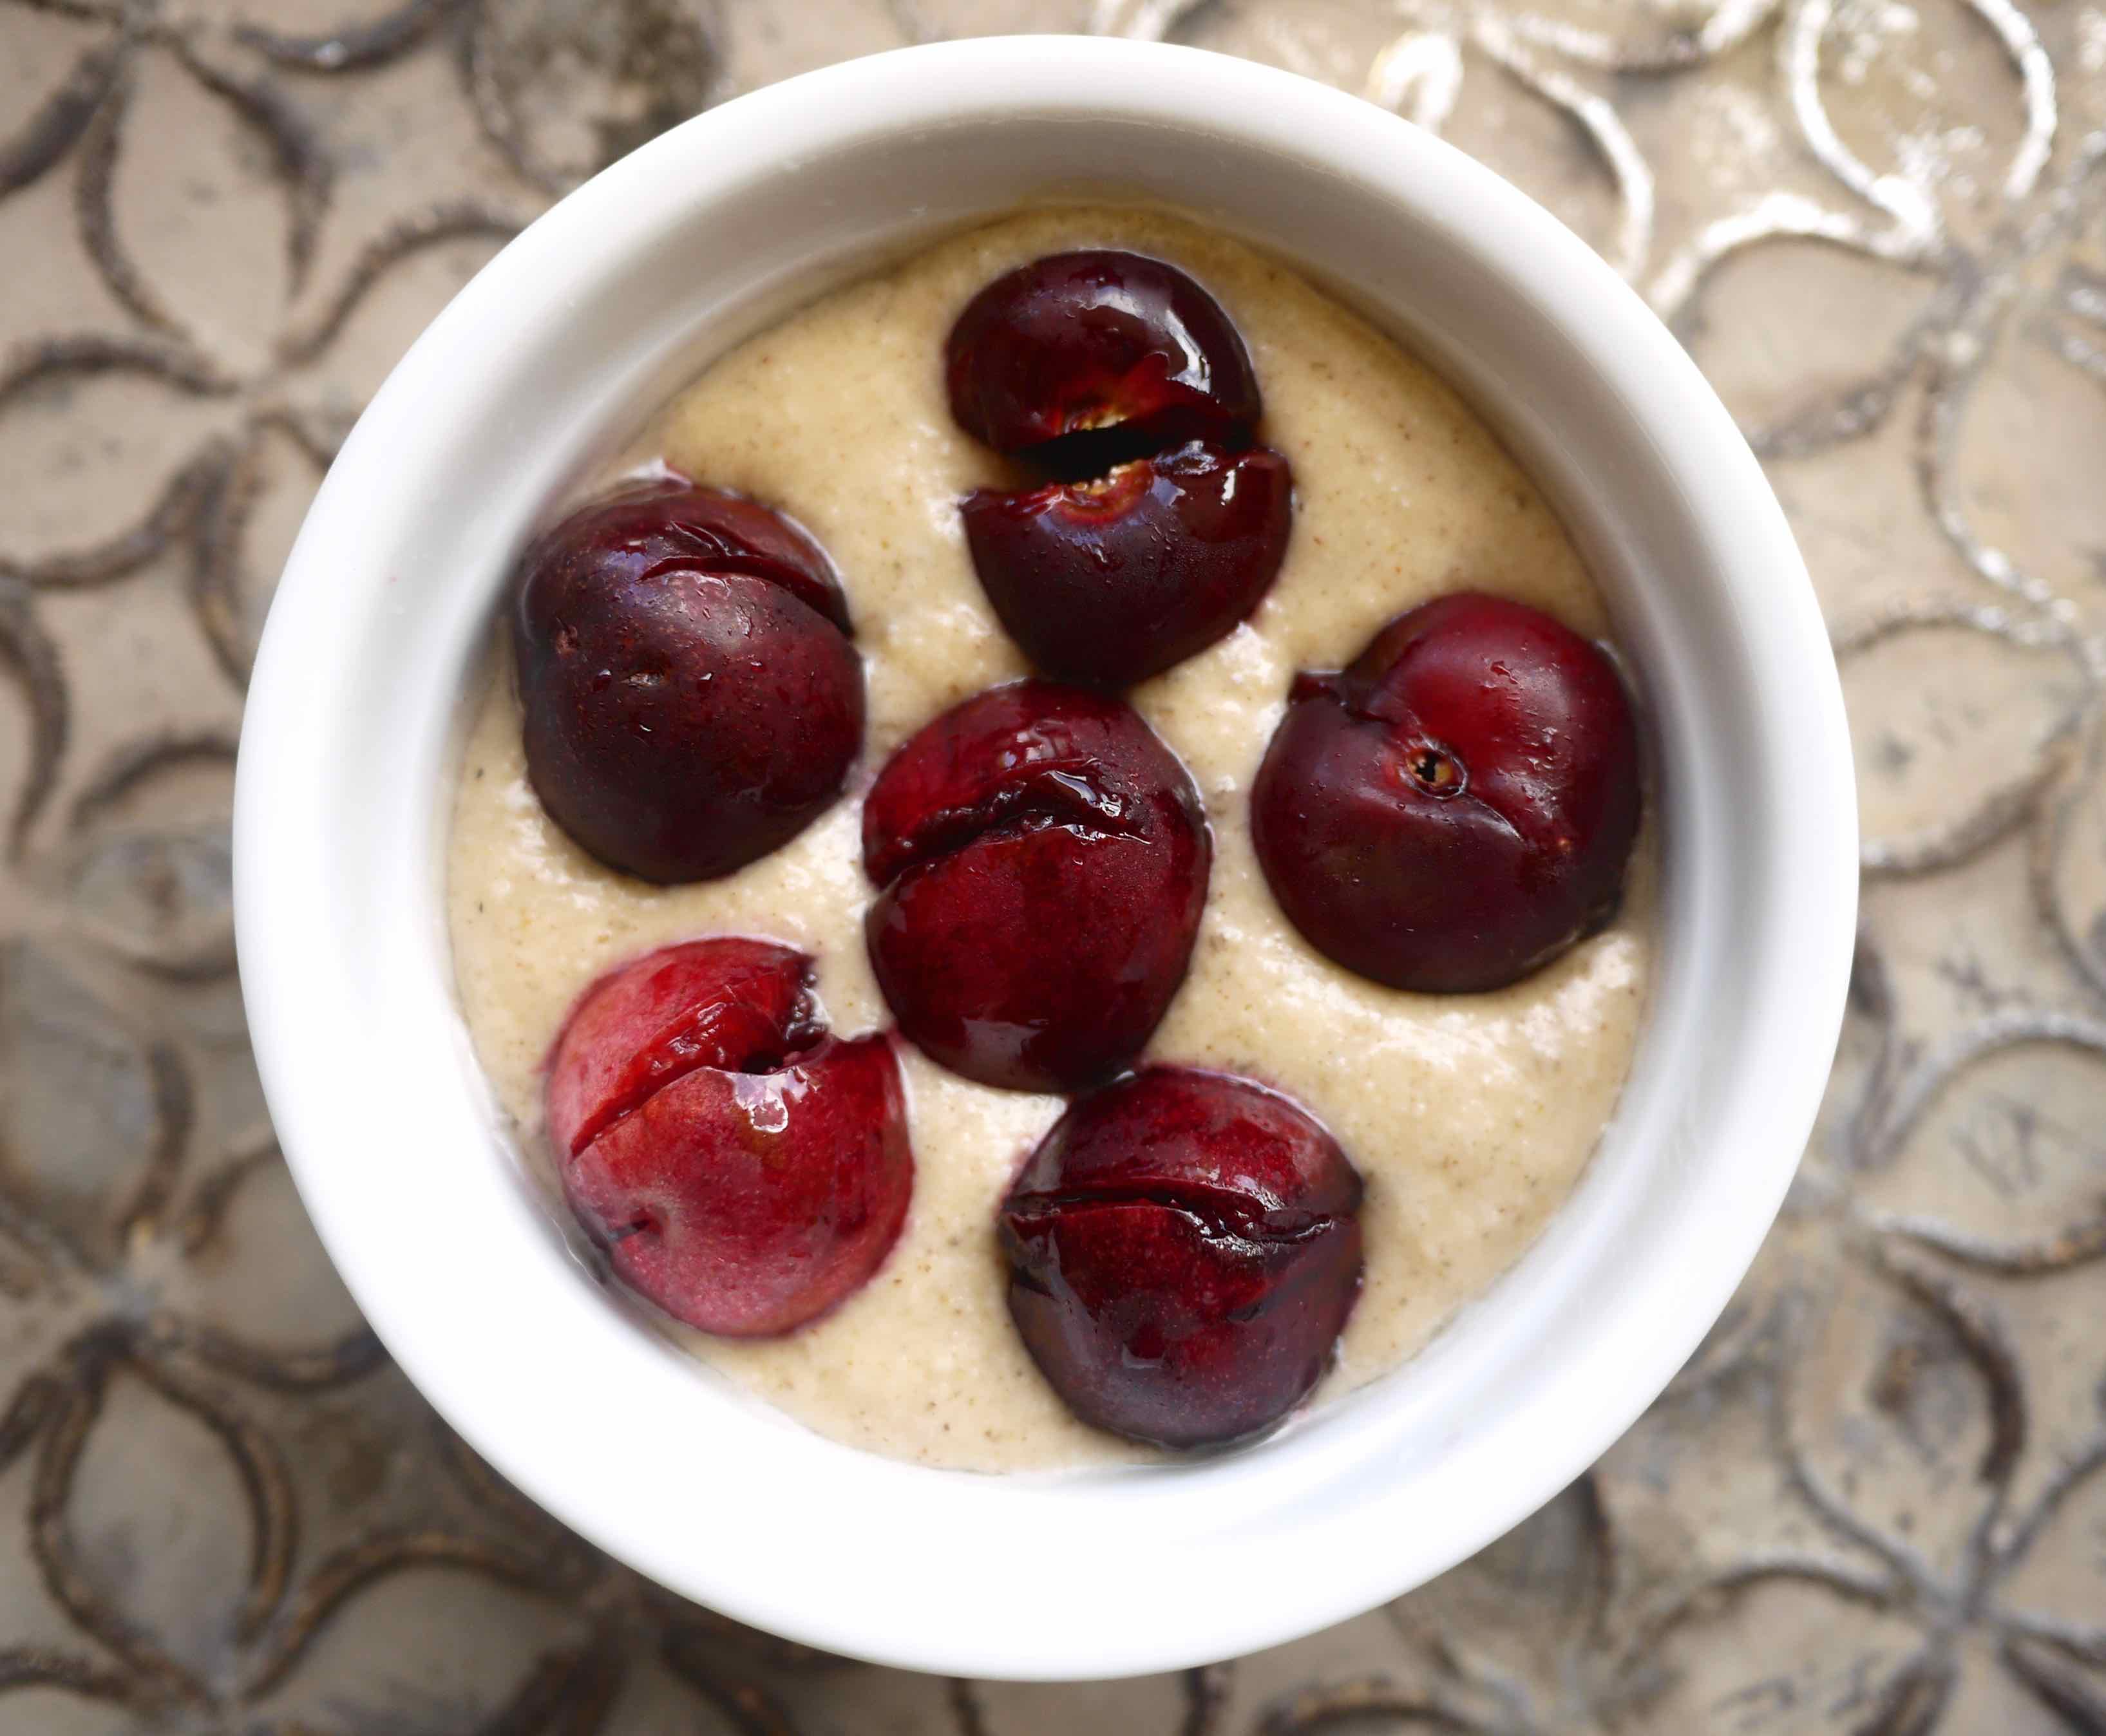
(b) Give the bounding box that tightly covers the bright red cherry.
[1000,1067,1363,1449]
[547,938,912,1337]
[861,681,1210,1093]
[1251,592,1642,993]
[515,479,862,885]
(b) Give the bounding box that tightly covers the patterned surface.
[3,0,2105,1728]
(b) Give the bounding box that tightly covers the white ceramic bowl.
[234,36,1856,1681]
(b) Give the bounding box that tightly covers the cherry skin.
[962,441,1293,688]
[1251,592,1642,994]
[861,681,1210,1094]
[546,938,912,1338]
[514,479,863,885]
[945,250,1260,458]
[1000,1067,1363,1449]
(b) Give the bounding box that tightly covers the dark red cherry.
[1251,592,1642,994]
[945,250,1260,458]
[547,938,912,1338]
[515,480,863,884]
[961,441,1293,688]
[861,681,1210,1093]
[1000,1067,1363,1449]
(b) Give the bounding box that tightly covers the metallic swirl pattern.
[3,0,2104,1726]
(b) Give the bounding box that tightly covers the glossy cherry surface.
[861,681,1210,1093]
[945,249,1260,458]
[961,440,1292,687]
[1251,592,1642,993]
[1000,1066,1363,1449]
[547,938,911,1337]
[515,479,862,884]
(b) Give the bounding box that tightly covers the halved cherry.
[547,938,912,1338]
[945,250,1260,460]
[962,440,1292,687]
[1001,1067,1363,1449]
[861,681,1210,1093]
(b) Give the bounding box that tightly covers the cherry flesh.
[1000,1066,1363,1449]
[515,479,863,885]
[547,938,912,1337]
[861,681,1210,1093]
[961,441,1293,688]
[1251,592,1642,994]
[945,250,1260,458]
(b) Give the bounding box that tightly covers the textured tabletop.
[4,1,2106,1730]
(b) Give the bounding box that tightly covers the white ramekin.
[234,36,1856,1681]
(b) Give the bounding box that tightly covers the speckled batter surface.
[446,207,1654,1472]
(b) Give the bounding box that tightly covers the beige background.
[3,0,2106,1730]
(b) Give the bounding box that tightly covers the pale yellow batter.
[446,207,1654,1471]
